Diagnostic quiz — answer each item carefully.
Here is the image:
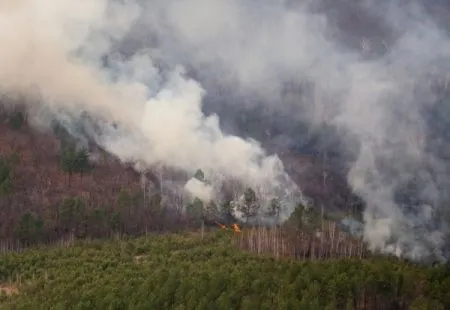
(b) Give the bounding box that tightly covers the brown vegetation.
[0,109,368,264]
[281,152,359,214]
[235,221,368,261]
[0,283,19,296]
[0,114,142,239]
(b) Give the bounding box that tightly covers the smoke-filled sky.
[1,0,450,262]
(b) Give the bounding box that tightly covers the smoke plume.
[2,0,450,261]
[0,0,303,224]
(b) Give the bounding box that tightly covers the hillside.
[0,113,144,241]
[0,233,449,310]
[0,110,360,244]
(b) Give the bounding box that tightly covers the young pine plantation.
[0,233,449,310]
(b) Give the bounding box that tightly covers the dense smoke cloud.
[129,0,450,262]
[0,0,303,223]
[1,0,450,261]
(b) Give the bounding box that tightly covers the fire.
[215,221,227,230]
[214,221,241,233]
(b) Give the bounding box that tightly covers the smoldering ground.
[1,0,450,262]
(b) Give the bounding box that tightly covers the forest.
[0,110,360,248]
[0,232,449,310]
[0,110,449,309]
[3,1,450,308]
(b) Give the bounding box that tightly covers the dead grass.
[0,283,19,296]
[133,255,147,263]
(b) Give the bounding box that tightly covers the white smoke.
[184,178,213,203]
[0,0,302,223]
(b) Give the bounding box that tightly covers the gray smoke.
[1,0,450,261]
[130,0,450,262]
[0,0,303,224]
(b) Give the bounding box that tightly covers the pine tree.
[186,198,204,226]
[59,143,91,186]
[268,198,281,222]
[194,169,205,182]
[0,156,13,196]
[8,111,25,130]
[205,201,219,221]
[59,197,86,236]
[14,212,44,244]
[238,187,259,222]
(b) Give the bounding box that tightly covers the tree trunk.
[201,219,204,240]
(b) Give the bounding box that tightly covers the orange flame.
[231,223,241,233]
[215,221,227,230]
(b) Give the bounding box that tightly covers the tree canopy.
[59,144,91,184]
[0,233,448,309]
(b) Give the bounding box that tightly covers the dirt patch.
[133,255,147,263]
[0,284,19,296]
